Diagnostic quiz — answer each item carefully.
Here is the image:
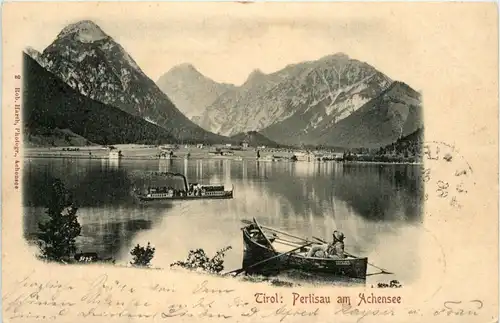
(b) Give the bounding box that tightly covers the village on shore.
[24,137,423,165]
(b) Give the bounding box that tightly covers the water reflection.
[109,158,120,169]
[158,159,171,173]
[23,206,160,260]
[23,158,422,282]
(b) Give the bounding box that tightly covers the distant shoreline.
[22,155,252,161]
[342,160,423,166]
[22,154,422,166]
[23,145,422,166]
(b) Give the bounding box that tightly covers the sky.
[9,2,497,91]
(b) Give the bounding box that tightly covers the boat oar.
[252,217,277,252]
[351,254,393,275]
[312,236,393,275]
[225,242,314,277]
[313,236,327,243]
[241,220,318,245]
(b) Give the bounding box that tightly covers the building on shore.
[293,151,315,162]
[159,151,174,159]
[109,150,123,159]
[209,149,234,156]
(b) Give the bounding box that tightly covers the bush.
[37,179,81,262]
[170,246,232,274]
[130,242,155,267]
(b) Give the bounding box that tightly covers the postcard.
[2,2,498,322]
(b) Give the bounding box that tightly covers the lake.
[22,157,424,285]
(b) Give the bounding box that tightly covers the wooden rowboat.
[241,219,368,279]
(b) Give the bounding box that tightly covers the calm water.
[23,158,423,283]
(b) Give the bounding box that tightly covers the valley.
[23,19,423,160]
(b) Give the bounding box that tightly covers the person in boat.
[307,230,346,259]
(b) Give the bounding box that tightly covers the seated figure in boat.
[307,230,346,259]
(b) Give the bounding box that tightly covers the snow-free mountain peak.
[57,20,108,43]
[249,68,265,77]
[167,63,200,74]
[162,63,209,83]
[156,63,236,119]
[199,54,395,137]
[33,20,227,143]
[319,52,350,62]
[243,68,266,85]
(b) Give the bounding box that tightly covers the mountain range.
[23,52,179,146]
[156,63,235,120]
[158,54,422,148]
[25,19,423,149]
[25,20,228,144]
[262,81,422,148]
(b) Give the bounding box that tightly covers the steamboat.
[135,172,234,201]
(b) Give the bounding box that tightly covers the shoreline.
[23,145,422,166]
[22,154,422,166]
[342,160,423,166]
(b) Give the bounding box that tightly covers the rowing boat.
[241,219,368,279]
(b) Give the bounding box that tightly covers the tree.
[37,179,81,262]
[130,242,155,267]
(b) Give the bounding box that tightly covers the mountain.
[23,52,180,146]
[32,20,227,143]
[199,53,393,137]
[25,46,45,65]
[378,127,424,156]
[229,131,280,148]
[25,127,96,148]
[191,115,203,125]
[309,81,423,148]
[156,63,235,119]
